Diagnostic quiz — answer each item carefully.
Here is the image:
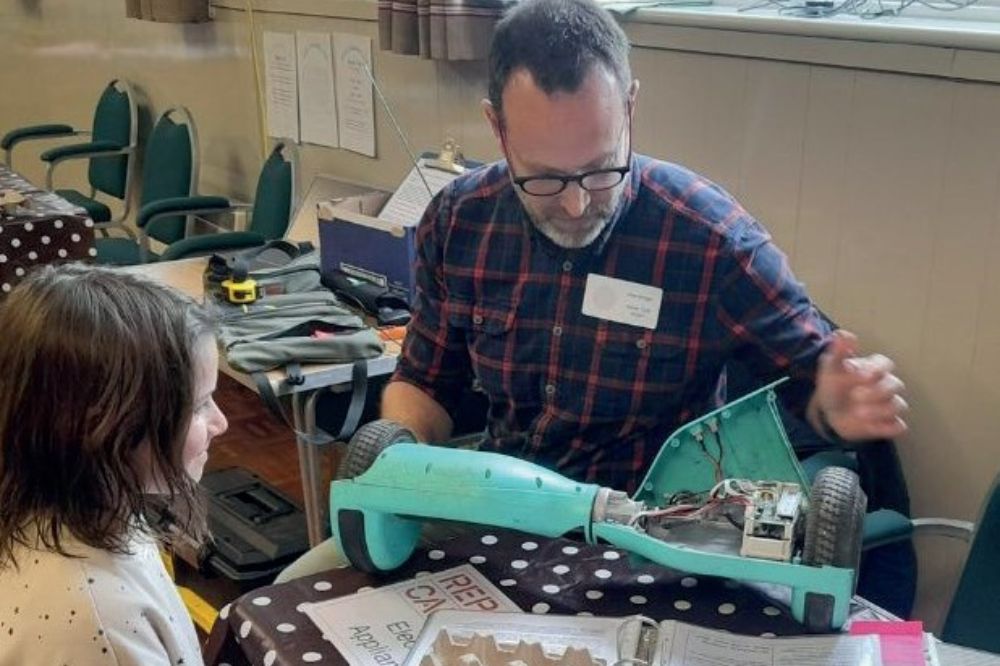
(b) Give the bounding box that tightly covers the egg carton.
[416,629,605,666]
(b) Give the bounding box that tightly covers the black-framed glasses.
[513,164,631,196]
[503,105,632,197]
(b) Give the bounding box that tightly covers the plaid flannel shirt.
[393,154,832,492]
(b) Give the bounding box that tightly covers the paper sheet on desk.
[377,158,464,228]
[303,564,520,666]
[403,610,882,666]
[659,621,881,666]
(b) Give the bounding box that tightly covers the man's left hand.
[810,329,909,442]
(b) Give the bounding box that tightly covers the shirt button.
[472,314,484,325]
[544,383,556,397]
[562,260,573,273]
[531,434,543,446]
[552,325,562,337]
[636,338,647,350]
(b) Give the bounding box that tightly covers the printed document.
[377,158,463,227]
[303,565,520,666]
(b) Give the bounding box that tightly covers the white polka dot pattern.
[239,620,252,638]
[210,530,822,661]
[717,603,736,615]
[0,206,95,294]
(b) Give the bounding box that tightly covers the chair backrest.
[88,79,137,200]
[941,472,1000,653]
[249,142,295,241]
[141,107,198,245]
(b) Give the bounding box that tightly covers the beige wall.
[3,0,999,631]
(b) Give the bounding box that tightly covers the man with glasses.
[380,0,908,494]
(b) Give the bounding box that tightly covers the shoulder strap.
[250,359,369,443]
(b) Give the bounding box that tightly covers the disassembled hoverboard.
[329,381,866,632]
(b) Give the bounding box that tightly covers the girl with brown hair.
[0,263,228,665]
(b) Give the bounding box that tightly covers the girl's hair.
[0,263,215,568]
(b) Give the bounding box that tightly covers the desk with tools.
[127,256,400,546]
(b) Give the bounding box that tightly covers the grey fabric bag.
[218,292,384,373]
[209,243,385,439]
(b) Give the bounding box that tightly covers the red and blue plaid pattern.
[394,155,832,492]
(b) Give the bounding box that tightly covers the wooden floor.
[206,374,307,504]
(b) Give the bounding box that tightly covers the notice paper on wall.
[334,33,376,157]
[263,31,300,142]
[302,564,520,666]
[296,31,339,148]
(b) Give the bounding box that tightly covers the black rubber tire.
[802,466,867,632]
[336,418,417,479]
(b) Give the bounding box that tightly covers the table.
[127,256,400,546]
[203,528,899,666]
[0,163,96,294]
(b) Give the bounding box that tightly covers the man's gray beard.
[530,213,612,249]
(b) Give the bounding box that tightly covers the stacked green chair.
[158,142,297,261]
[1,79,138,237]
[96,106,226,265]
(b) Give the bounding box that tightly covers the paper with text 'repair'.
[302,564,520,666]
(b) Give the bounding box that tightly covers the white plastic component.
[740,481,803,562]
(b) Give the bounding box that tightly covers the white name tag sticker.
[581,273,663,329]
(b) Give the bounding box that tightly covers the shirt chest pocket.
[448,300,518,392]
[590,334,688,418]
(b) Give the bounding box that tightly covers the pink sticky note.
[850,621,925,666]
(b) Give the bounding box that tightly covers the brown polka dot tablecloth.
[0,165,96,296]
[203,528,890,666]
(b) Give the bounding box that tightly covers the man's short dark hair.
[488,0,632,125]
